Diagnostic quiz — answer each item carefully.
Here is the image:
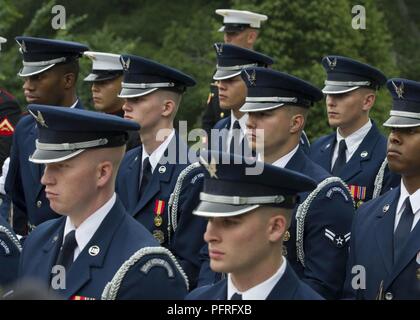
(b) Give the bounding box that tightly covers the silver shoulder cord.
[167,162,202,244]
[101,246,189,300]
[0,225,22,252]
[372,157,388,199]
[295,177,354,267]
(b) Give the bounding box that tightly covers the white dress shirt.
[226,112,248,153]
[394,180,420,232]
[270,145,299,169]
[69,99,79,109]
[331,119,372,170]
[258,145,299,168]
[227,258,287,300]
[62,193,116,262]
[141,129,175,173]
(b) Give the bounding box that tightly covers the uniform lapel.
[266,263,299,300]
[131,135,178,217]
[374,188,399,275]
[40,219,66,283]
[214,280,228,300]
[340,123,381,181]
[285,148,307,173]
[61,199,125,299]
[218,117,230,153]
[117,147,142,213]
[385,211,420,289]
[317,134,335,172]
[132,164,175,217]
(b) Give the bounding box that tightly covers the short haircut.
[55,58,80,81]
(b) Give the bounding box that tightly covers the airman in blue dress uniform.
[210,43,273,155]
[310,56,400,207]
[17,104,188,300]
[187,151,323,300]
[2,37,88,235]
[115,54,207,288]
[344,78,420,300]
[198,68,355,299]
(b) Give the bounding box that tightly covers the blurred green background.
[1,0,419,141]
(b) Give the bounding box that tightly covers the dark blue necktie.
[139,157,152,199]
[394,197,414,262]
[55,230,77,272]
[231,292,243,300]
[332,139,347,175]
[229,121,242,155]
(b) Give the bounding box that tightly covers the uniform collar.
[230,111,248,136]
[63,193,116,255]
[69,99,79,109]
[397,180,420,216]
[227,258,287,300]
[336,119,372,156]
[141,129,175,173]
[262,144,299,168]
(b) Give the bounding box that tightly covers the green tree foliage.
[0,0,415,142]
[0,0,227,130]
[380,0,420,81]
[234,0,398,140]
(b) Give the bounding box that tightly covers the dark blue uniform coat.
[0,215,20,287]
[309,122,400,205]
[18,197,187,299]
[116,132,206,288]
[344,187,420,299]
[187,262,323,300]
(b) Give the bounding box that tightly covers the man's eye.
[256,112,268,117]
[222,218,239,226]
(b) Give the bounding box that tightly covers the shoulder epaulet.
[168,162,203,241]
[0,225,22,252]
[295,176,354,267]
[101,246,189,300]
[372,157,389,199]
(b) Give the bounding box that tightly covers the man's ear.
[161,99,176,117]
[362,92,376,112]
[96,161,113,188]
[267,214,287,242]
[63,73,76,89]
[247,30,258,46]
[290,113,305,134]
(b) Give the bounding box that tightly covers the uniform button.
[36,200,42,208]
[385,292,393,300]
